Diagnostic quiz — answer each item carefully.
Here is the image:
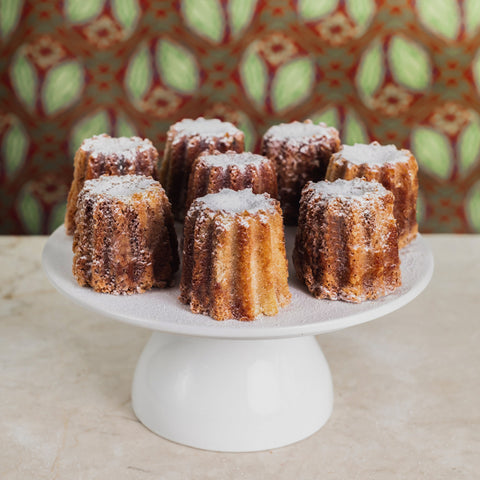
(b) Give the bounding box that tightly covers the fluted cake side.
[185,151,278,213]
[261,120,340,225]
[73,175,179,294]
[326,142,418,248]
[159,118,245,220]
[180,188,291,321]
[293,179,401,303]
[65,134,159,235]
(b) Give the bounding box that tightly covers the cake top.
[306,178,390,201]
[81,134,153,158]
[263,120,339,141]
[192,188,276,215]
[82,174,160,200]
[198,151,270,170]
[172,117,241,137]
[334,142,410,165]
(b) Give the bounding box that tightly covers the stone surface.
[0,235,479,479]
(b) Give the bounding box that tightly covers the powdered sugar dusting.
[193,188,275,214]
[81,134,153,158]
[200,152,269,170]
[45,225,433,337]
[338,142,409,165]
[174,117,240,136]
[82,174,159,200]
[307,178,389,203]
[264,121,338,141]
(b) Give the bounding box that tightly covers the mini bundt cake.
[261,120,341,225]
[326,142,418,248]
[185,150,278,213]
[159,117,245,219]
[65,134,159,235]
[180,188,291,321]
[73,175,179,294]
[293,179,401,303]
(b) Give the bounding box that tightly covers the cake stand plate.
[42,226,433,452]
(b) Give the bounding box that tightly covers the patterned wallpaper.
[1,0,480,234]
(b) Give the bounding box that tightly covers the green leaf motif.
[10,53,37,111]
[346,0,375,28]
[310,107,340,130]
[344,111,368,145]
[298,0,338,20]
[2,122,28,179]
[0,0,23,40]
[64,0,105,23]
[115,115,137,138]
[42,61,84,116]
[17,188,43,234]
[272,58,314,113]
[49,201,67,233]
[416,0,460,40]
[181,0,224,43]
[229,0,257,37]
[416,190,426,226]
[472,49,480,95]
[112,0,139,31]
[411,127,452,180]
[238,116,255,152]
[70,110,110,155]
[466,182,480,232]
[355,40,384,102]
[465,0,480,36]
[240,47,267,107]
[125,45,152,102]
[458,119,480,175]
[157,39,199,94]
[388,35,431,91]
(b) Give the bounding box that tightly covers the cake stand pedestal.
[132,333,332,451]
[42,227,433,452]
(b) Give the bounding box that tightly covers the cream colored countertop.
[0,235,479,479]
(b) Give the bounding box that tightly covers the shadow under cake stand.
[42,226,433,452]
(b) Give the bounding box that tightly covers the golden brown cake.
[185,150,278,213]
[159,117,245,219]
[180,188,291,321]
[261,120,340,225]
[73,175,179,294]
[326,142,418,248]
[293,179,401,303]
[65,134,159,235]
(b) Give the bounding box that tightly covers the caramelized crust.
[293,179,401,303]
[159,118,245,220]
[180,189,291,321]
[65,134,159,235]
[185,151,278,213]
[73,175,179,294]
[261,120,340,225]
[326,142,418,248]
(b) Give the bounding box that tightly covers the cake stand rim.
[42,225,434,340]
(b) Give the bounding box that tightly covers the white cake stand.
[42,226,433,452]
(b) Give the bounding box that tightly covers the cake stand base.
[132,332,333,452]
[43,227,434,452]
